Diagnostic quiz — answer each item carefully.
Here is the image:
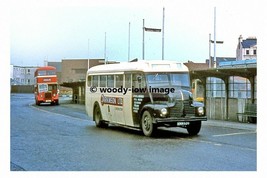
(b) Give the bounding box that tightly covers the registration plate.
[45,100,51,102]
[177,122,190,126]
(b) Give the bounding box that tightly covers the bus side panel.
[123,90,134,126]
[85,87,93,118]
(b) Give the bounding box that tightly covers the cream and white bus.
[85,60,207,137]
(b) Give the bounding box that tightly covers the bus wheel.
[94,104,108,128]
[35,100,40,106]
[141,111,156,137]
[187,121,201,136]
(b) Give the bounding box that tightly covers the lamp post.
[210,7,223,68]
[104,32,107,64]
[209,34,223,68]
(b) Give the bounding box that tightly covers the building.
[236,35,257,60]
[61,58,118,104]
[47,62,62,83]
[11,65,38,85]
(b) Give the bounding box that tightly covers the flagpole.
[162,7,165,60]
[214,7,216,68]
[104,32,106,64]
[88,38,90,69]
[142,19,145,60]
[128,22,131,62]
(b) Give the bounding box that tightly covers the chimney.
[238,35,243,43]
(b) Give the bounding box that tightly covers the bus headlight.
[160,108,168,116]
[197,107,204,116]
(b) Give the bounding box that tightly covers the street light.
[209,33,223,68]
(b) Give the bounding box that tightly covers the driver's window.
[132,73,146,88]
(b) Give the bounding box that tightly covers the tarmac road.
[10,93,256,171]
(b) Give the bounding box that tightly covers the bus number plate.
[177,122,190,126]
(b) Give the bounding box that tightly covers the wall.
[206,97,254,122]
[61,59,89,83]
[11,85,34,93]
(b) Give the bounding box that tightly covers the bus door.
[103,75,125,125]
[131,73,148,126]
[112,74,125,125]
[123,73,134,126]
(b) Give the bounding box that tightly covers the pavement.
[203,119,256,131]
[59,97,257,132]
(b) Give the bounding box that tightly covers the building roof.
[184,61,209,71]
[241,38,257,48]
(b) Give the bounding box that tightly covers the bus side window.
[92,75,98,87]
[100,75,107,87]
[107,75,114,88]
[115,75,123,88]
[125,74,131,88]
[87,76,91,87]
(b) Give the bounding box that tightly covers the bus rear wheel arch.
[93,103,108,128]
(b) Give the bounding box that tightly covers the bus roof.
[34,66,57,77]
[87,60,189,74]
[35,66,56,71]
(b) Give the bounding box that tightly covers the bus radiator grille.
[45,92,52,99]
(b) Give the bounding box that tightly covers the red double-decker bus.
[34,66,59,105]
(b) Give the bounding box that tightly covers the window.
[48,84,58,91]
[246,50,249,55]
[132,73,145,88]
[253,49,257,55]
[38,84,48,92]
[206,77,225,97]
[87,76,91,86]
[115,75,123,88]
[100,75,107,87]
[125,74,131,88]
[254,76,257,99]
[47,70,56,75]
[229,76,251,98]
[107,75,114,88]
[92,75,98,87]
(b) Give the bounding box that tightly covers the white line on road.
[29,103,89,122]
[212,131,256,137]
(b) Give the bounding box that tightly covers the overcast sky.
[8,0,263,66]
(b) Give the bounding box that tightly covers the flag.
[144,27,161,32]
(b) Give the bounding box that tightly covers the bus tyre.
[35,100,40,106]
[187,121,201,136]
[141,111,156,137]
[94,104,108,128]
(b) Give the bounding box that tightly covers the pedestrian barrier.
[236,103,257,123]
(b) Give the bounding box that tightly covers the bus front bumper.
[153,116,207,124]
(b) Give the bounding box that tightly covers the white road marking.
[29,103,88,122]
[212,131,256,137]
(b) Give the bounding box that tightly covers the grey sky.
[10,0,262,66]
